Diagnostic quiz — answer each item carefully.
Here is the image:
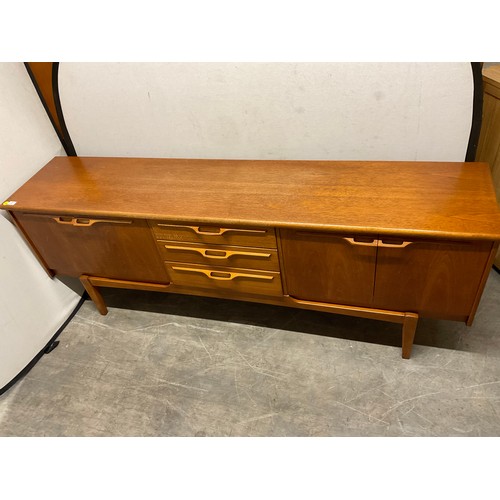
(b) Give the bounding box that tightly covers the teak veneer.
[4,156,500,358]
[477,64,500,269]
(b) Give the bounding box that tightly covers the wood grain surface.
[476,64,500,267]
[482,65,500,98]
[164,262,283,297]
[157,241,280,271]
[280,230,377,307]
[3,156,500,240]
[25,63,61,137]
[373,238,493,319]
[13,212,169,283]
[150,221,277,248]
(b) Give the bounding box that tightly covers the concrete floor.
[1,270,500,436]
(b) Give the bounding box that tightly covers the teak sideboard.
[3,157,500,359]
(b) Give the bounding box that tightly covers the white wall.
[0,63,81,390]
[59,62,473,161]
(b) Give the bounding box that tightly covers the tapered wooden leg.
[80,275,108,315]
[401,313,418,359]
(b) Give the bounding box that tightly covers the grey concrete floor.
[1,270,500,436]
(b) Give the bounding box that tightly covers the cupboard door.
[373,237,493,319]
[280,229,377,307]
[13,213,169,283]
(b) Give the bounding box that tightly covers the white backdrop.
[0,63,81,391]
[59,62,473,161]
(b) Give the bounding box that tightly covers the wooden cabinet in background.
[3,157,500,359]
[477,64,500,270]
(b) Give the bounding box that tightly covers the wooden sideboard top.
[4,156,500,240]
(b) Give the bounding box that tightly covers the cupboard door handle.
[342,237,378,247]
[378,240,413,248]
[164,245,271,260]
[171,266,274,281]
[157,224,267,236]
[52,217,131,227]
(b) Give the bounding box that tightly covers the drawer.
[165,262,283,297]
[157,241,280,271]
[150,221,277,248]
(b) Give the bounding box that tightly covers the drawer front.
[157,241,280,271]
[150,221,277,248]
[165,262,283,297]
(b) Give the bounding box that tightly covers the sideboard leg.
[80,275,108,315]
[401,313,418,359]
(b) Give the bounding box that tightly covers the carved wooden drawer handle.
[157,224,267,236]
[378,240,413,248]
[342,237,413,248]
[171,266,274,281]
[164,244,271,260]
[52,217,131,227]
[342,237,378,247]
